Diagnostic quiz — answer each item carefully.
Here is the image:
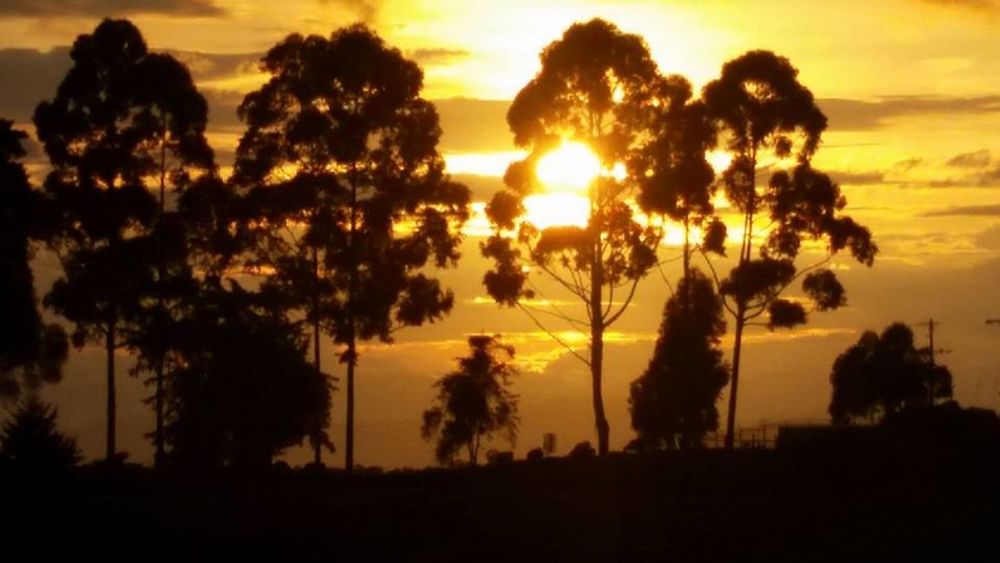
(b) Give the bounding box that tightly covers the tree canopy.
[233,24,470,470]
[422,335,519,466]
[830,323,953,425]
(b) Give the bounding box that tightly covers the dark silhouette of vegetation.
[233,25,470,470]
[482,19,663,456]
[830,322,953,425]
[1,397,80,472]
[422,335,519,466]
[701,51,877,448]
[0,120,69,400]
[629,270,729,449]
[33,19,214,462]
[164,282,331,471]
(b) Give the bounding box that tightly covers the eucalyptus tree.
[0,120,68,402]
[421,335,519,466]
[481,19,665,455]
[34,19,213,462]
[233,25,470,470]
[701,51,877,448]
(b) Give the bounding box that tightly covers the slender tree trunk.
[345,178,358,472]
[106,320,117,462]
[724,303,746,449]
[590,238,609,455]
[154,123,166,468]
[312,247,323,466]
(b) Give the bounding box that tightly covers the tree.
[233,25,470,470]
[829,323,953,425]
[1,397,81,472]
[421,335,519,466]
[701,51,877,448]
[164,281,331,471]
[629,270,729,449]
[0,119,69,401]
[33,19,210,462]
[481,19,663,455]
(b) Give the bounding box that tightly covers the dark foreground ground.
[6,440,1000,562]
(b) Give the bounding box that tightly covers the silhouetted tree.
[629,270,729,449]
[421,335,519,466]
[0,120,69,401]
[830,323,952,425]
[482,19,662,455]
[234,25,470,470]
[164,281,331,471]
[0,397,80,472]
[701,51,877,448]
[33,19,213,462]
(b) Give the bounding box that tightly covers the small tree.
[234,25,470,470]
[164,281,331,471]
[0,120,69,400]
[830,323,952,425]
[422,335,519,466]
[629,270,729,449]
[701,51,877,448]
[1,397,81,472]
[482,19,662,456]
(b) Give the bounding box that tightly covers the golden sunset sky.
[2,0,999,468]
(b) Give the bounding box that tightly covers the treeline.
[1,17,887,473]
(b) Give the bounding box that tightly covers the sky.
[2,0,999,468]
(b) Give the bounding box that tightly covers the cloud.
[975,224,1000,249]
[928,163,1000,188]
[433,97,512,153]
[947,148,992,168]
[317,0,383,24]
[165,50,261,83]
[819,95,1000,131]
[921,0,1000,11]
[828,170,886,186]
[0,0,226,18]
[923,204,1000,217]
[894,157,923,171]
[407,48,471,65]
[0,48,71,123]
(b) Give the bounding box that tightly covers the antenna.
[915,318,950,407]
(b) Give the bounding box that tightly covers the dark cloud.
[165,50,261,83]
[976,223,1000,249]
[947,148,992,168]
[923,204,1000,217]
[317,0,383,24]
[0,0,226,18]
[819,95,1000,131]
[433,97,512,153]
[828,170,886,186]
[894,157,923,171]
[407,48,470,65]
[928,163,1000,188]
[0,48,71,123]
[921,0,1000,11]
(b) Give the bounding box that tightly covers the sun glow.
[536,141,601,192]
[523,193,590,229]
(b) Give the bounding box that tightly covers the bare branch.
[516,303,591,367]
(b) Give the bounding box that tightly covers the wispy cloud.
[0,0,226,18]
[923,204,1000,217]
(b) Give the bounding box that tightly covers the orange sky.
[2,0,999,468]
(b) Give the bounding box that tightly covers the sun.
[535,140,602,192]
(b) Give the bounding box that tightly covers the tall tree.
[481,19,663,455]
[829,323,953,425]
[0,119,69,401]
[34,19,212,462]
[422,335,519,466]
[701,51,877,448]
[233,25,470,470]
[628,270,729,449]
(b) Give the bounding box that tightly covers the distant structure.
[987,319,1000,328]
[915,318,950,365]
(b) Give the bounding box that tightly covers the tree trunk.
[345,338,356,472]
[590,240,609,455]
[106,321,117,462]
[724,304,746,449]
[345,179,358,472]
[312,247,323,466]
[154,126,166,468]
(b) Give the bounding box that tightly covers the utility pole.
[915,319,950,406]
